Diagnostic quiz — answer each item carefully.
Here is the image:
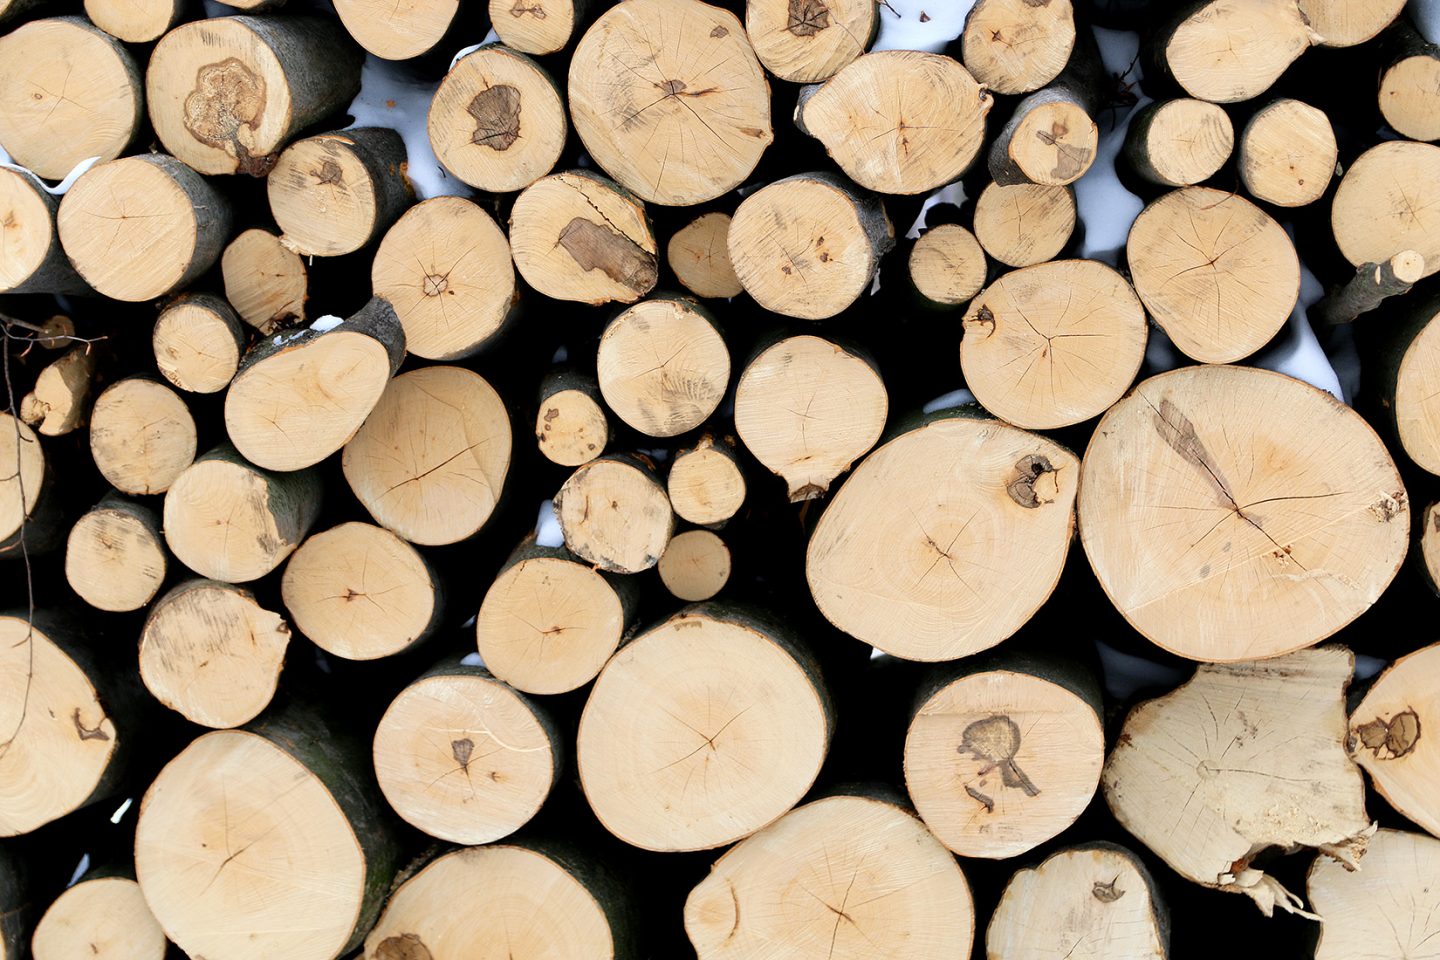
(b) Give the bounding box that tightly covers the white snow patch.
[1142,322,1182,375]
[347,55,469,201]
[1074,28,1146,266]
[552,345,569,363]
[110,797,133,824]
[0,151,100,196]
[67,854,90,887]
[869,646,885,660]
[922,388,976,413]
[310,314,344,332]
[1095,639,1187,700]
[638,447,670,462]
[1354,654,1388,681]
[874,0,974,53]
[535,500,564,547]
[1250,240,1346,402]
[1094,26,1142,81]
[870,266,882,296]
[460,651,485,666]
[1414,0,1440,45]
[906,181,966,240]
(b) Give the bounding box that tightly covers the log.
[1345,642,1440,839]
[0,168,88,296]
[1152,0,1315,104]
[475,534,640,695]
[745,0,876,82]
[1122,98,1234,188]
[577,603,832,851]
[667,212,743,300]
[1378,295,1440,474]
[0,847,27,960]
[667,433,746,526]
[342,366,512,546]
[146,16,364,176]
[959,258,1147,429]
[1298,0,1405,47]
[134,704,400,960]
[794,50,992,194]
[89,377,197,497]
[596,296,730,438]
[962,0,1076,96]
[19,345,94,437]
[281,521,442,661]
[153,293,247,395]
[268,128,412,258]
[1078,366,1408,661]
[685,790,974,959]
[554,453,674,573]
[509,170,658,306]
[0,414,59,559]
[728,172,893,320]
[1127,186,1299,363]
[987,844,1169,960]
[904,650,1104,859]
[1307,829,1440,959]
[534,369,609,467]
[973,181,1076,268]
[428,44,567,194]
[1310,250,1424,327]
[224,297,406,472]
[84,0,184,43]
[734,334,887,500]
[372,196,518,361]
[57,155,231,303]
[333,0,460,61]
[31,871,166,960]
[488,0,588,56]
[909,223,988,309]
[362,843,632,960]
[163,442,321,582]
[657,528,731,601]
[1379,17,1440,142]
[372,659,561,845]
[1333,141,1440,280]
[568,0,773,206]
[807,407,1078,661]
[1425,501,1440,595]
[64,494,167,613]
[1104,647,1372,917]
[1237,98,1337,207]
[987,28,1105,187]
[0,17,142,180]
[221,229,308,334]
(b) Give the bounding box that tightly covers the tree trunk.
[31,871,166,960]
[64,493,167,613]
[667,433,746,526]
[89,376,197,496]
[153,293,247,395]
[554,453,674,573]
[667,212,743,300]
[534,369,609,467]
[1150,0,1315,103]
[1378,16,1440,141]
[1311,250,1424,327]
[221,229,308,334]
[658,528,731,601]
[1122,98,1234,187]
[1237,98,1337,207]
[745,0,876,82]
[909,223,989,309]
[1345,641,1440,838]
[0,169,88,296]
[269,128,413,258]
[963,0,1076,95]
[973,181,1076,268]
[19,345,95,437]
[1307,829,1440,959]
[1332,141,1440,280]
[597,295,730,438]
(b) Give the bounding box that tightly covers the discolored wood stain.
[184,58,274,175]
[558,218,658,292]
[468,85,522,150]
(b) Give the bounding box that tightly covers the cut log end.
[658,529,731,601]
[667,435,746,525]
[597,297,730,438]
[668,212,743,300]
[1345,642,1440,838]
[222,229,308,334]
[1162,0,1314,103]
[268,128,411,258]
[745,0,876,82]
[555,455,674,573]
[32,875,166,960]
[535,381,609,468]
[334,0,458,60]
[65,497,167,613]
[1239,98,1337,208]
[910,223,987,307]
[1008,99,1098,187]
[974,181,1075,269]
[1333,141,1440,280]
[1308,829,1440,960]
[89,378,197,496]
[154,294,245,395]
[1125,98,1234,187]
[962,0,1076,95]
[487,0,580,55]
[0,414,45,549]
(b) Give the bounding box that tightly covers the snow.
[0,137,100,195]
[346,55,468,201]
[67,854,90,886]
[535,500,564,547]
[1074,28,1146,266]
[460,651,485,666]
[310,314,344,332]
[552,346,569,363]
[1094,639,1187,699]
[922,388,976,412]
[110,797,133,824]
[1250,252,1347,402]
[1413,0,1440,45]
[906,181,966,240]
[1142,323,1182,375]
[637,447,670,462]
[873,0,974,53]
[1354,654,1388,681]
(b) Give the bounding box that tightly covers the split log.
[904,651,1104,858]
[1311,250,1423,327]
[1298,0,1405,47]
[745,0,876,82]
[909,223,988,309]
[596,296,730,438]
[667,212,743,300]
[20,345,95,437]
[1345,642,1440,838]
[1333,141,1440,280]
[973,181,1076,268]
[987,29,1105,187]
[343,367,512,546]
[554,453,674,573]
[1127,186,1298,363]
[1379,18,1440,142]
[372,196,518,361]
[89,377,197,496]
[1238,98,1337,207]
[534,370,609,467]
[0,612,134,837]
[57,155,231,303]
[987,844,1168,960]
[152,294,247,395]
[31,872,166,960]
[488,0,588,55]
[372,659,561,845]
[134,705,400,960]
[163,443,321,582]
[146,16,364,176]
[429,44,567,194]
[281,522,442,661]
[0,414,59,559]
[362,843,632,960]
[0,168,87,295]
[806,408,1078,661]
[962,0,1076,96]
[0,18,142,180]
[1152,0,1315,104]
[333,0,459,61]
[0,847,27,960]
[224,297,405,472]
[509,170,658,306]
[568,0,773,206]
[734,334,887,500]
[1379,295,1440,474]
[667,434,746,526]
[1123,98,1234,187]
[64,494,167,613]
[577,604,832,851]
[728,172,893,320]
[268,128,412,258]
[959,258,1147,429]
[658,528,731,601]
[685,791,974,959]
[221,229,308,333]
[84,0,184,43]
[794,50,991,195]
[1307,829,1440,959]
[476,534,639,695]
[1078,366,1407,661]
[1104,646,1372,916]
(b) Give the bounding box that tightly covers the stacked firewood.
[3,0,1440,956]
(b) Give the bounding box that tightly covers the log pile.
[4,0,1440,957]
